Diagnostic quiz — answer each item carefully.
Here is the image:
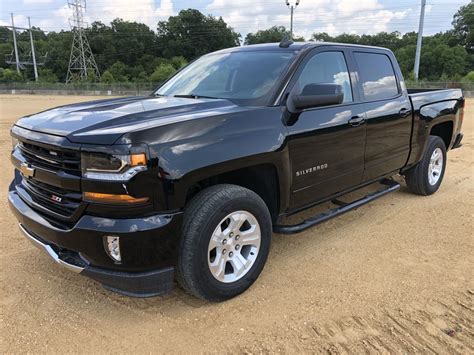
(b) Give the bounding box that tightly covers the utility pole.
[10,13,20,73]
[285,0,300,39]
[28,17,38,81]
[414,0,426,81]
[66,0,100,83]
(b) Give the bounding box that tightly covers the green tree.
[88,19,156,71]
[311,32,333,42]
[156,9,241,60]
[170,56,188,70]
[419,36,470,80]
[452,3,474,53]
[107,61,129,82]
[245,26,304,44]
[150,63,176,83]
[0,68,23,82]
[38,68,58,83]
[462,71,474,81]
[42,30,73,82]
[395,44,417,78]
[100,70,115,83]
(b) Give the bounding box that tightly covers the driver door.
[286,48,367,209]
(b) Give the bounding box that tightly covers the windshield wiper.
[173,94,220,100]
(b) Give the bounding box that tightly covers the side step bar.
[274,179,400,234]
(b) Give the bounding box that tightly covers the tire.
[176,184,272,301]
[405,135,447,196]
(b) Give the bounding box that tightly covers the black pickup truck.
[9,42,464,301]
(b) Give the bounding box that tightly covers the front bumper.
[9,184,181,297]
[19,224,174,297]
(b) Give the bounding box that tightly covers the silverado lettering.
[296,164,329,176]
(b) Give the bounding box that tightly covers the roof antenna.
[279,36,294,48]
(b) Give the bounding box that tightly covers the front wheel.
[405,135,447,195]
[176,184,272,301]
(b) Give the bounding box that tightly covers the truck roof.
[216,42,392,54]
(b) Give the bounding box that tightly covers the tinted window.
[354,52,399,101]
[296,51,353,103]
[156,51,295,104]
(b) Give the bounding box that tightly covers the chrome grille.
[15,139,83,222]
[19,141,81,176]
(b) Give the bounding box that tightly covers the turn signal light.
[84,192,149,204]
[130,153,147,166]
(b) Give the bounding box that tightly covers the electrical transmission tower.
[66,0,100,83]
[5,14,47,81]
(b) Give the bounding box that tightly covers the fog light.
[105,236,121,262]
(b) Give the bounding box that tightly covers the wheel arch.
[184,163,283,223]
[430,120,453,150]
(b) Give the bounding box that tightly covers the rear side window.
[354,52,399,101]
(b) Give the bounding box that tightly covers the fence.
[0,81,473,97]
[0,82,158,96]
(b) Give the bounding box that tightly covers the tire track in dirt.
[238,290,473,354]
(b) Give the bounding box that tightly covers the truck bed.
[408,88,463,111]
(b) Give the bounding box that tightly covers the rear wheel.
[176,184,272,301]
[405,135,447,195]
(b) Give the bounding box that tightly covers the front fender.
[140,107,290,211]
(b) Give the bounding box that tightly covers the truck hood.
[15,96,246,145]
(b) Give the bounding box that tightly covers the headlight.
[81,152,147,181]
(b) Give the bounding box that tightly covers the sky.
[0,0,470,40]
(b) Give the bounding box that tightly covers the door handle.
[348,115,366,127]
[399,108,412,117]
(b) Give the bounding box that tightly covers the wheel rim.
[428,147,443,186]
[207,210,261,283]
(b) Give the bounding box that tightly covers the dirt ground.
[0,95,473,353]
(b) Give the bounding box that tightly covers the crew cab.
[8,42,464,301]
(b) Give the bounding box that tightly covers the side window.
[354,52,399,101]
[296,51,353,103]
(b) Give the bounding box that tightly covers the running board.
[273,179,400,234]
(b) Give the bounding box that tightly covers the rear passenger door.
[353,51,412,181]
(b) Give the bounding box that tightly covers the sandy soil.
[0,95,473,353]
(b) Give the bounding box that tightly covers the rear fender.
[407,98,463,167]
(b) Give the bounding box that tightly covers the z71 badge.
[296,164,328,177]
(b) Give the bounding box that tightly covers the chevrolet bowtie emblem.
[20,163,35,178]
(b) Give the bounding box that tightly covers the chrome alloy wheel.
[428,147,443,186]
[208,210,261,283]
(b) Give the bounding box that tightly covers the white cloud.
[206,0,409,39]
[7,14,29,29]
[1,0,461,38]
[22,0,54,3]
[85,0,175,30]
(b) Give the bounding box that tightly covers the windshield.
[155,51,296,105]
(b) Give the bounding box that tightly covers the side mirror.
[287,83,344,112]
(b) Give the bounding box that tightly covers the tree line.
[0,3,472,84]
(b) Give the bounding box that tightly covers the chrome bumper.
[19,223,84,274]
[17,223,174,297]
